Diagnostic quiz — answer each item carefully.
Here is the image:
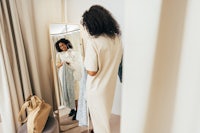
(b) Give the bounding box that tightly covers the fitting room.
[1,0,200,133]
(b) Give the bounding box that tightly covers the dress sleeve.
[84,40,98,72]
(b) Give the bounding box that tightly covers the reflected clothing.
[56,49,82,103]
[60,63,75,109]
[84,36,123,133]
[76,68,88,126]
[56,49,82,81]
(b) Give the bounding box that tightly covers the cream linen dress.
[84,35,123,133]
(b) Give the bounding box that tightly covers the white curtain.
[0,0,65,132]
[121,0,200,133]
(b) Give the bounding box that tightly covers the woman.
[81,5,123,133]
[55,38,82,120]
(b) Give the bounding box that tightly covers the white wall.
[0,115,2,133]
[31,0,64,105]
[172,0,200,133]
[121,0,200,133]
[66,0,124,115]
[67,0,124,30]
[121,1,162,132]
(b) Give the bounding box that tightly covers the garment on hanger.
[60,63,75,109]
[76,68,88,126]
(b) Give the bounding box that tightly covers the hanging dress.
[76,68,88,126]
[56,49,82,106]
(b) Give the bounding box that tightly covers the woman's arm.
[84,40,99,77]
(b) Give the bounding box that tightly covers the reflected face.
[59,42,68,51]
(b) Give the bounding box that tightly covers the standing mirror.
[49,24,86,132]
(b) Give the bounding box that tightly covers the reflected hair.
[55,38,73,52]
[81,5,121,38]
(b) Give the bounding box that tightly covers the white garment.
[76,68,88,126]
[84,36,123,133]
[56,49,82,100]
[56,49,82,81]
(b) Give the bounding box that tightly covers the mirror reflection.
[55,38,82,120]
[49,24,87,131]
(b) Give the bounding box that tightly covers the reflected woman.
[55,38,82,120]
[81,5,123,133]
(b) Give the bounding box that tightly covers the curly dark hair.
[55,38,73,52]
[81,5,121,38]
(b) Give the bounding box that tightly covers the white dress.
[84,35,123,133]
[56,49,82,100]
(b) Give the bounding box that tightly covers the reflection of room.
[50,24,85,132]
[50,25,82,103]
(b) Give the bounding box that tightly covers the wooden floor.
[61,114,120,133]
